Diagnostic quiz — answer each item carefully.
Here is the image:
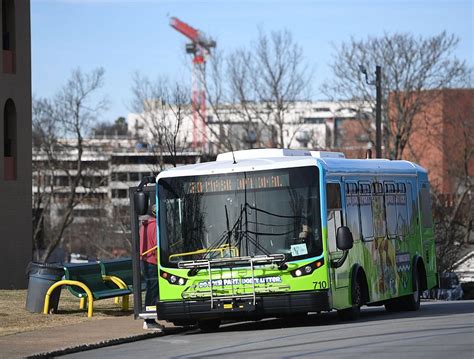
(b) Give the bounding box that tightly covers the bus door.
[326,181,350,291]
[129,180,158,320]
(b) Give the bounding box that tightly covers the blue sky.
[31,0,473,122]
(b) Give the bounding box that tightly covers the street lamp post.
[359,65,383,158]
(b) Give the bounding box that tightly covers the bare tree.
[32,68,108,262]
[204,29,312,150]
[324,32,470,159]
[427,91,472,273]
[130,73,190,170]
[250,29,312,148]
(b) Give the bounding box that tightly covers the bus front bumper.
[157,291,331,321]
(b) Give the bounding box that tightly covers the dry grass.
[0,290,133,337]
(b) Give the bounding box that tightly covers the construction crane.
[170,17,216,150]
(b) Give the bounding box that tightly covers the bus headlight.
[290,258,325,277]
[160,270,187,286]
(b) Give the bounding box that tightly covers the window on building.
[303,117,325,124]
[117,173,127,181]
[55,176,69,187]
[73,208,106,218]
[4,99,17,180]
[112,189,128,198]
[2,0,15,74]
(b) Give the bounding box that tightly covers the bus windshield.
[158,166,322,267]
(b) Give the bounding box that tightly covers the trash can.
[25,262,64,313]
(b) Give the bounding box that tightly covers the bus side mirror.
[336,226,353,251]
[134,191,148,216]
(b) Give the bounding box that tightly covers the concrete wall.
[0,0,32,288]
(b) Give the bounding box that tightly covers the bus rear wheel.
[403,270,421,311]
[385,268,421,312]
[198,319,221,332]
[384,299,402,312]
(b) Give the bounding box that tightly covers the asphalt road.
[63,301,474,359]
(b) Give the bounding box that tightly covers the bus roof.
[157,149,427,180]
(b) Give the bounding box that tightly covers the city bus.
[130,149,437,330]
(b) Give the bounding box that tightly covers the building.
[0,0,32,288]
[399,89,474,195]
[127,100,374,158]
[32,137,201,260]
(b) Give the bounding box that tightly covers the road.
[63,301,474,359]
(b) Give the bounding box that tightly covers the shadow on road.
[183,300,474,335]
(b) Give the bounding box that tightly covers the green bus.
[131,149,437,330]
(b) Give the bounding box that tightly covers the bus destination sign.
[185,173,290,194]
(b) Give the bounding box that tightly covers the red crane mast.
[170,17,216,150]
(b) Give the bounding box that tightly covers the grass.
[0,289,133,337]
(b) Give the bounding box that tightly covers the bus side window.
[327,183,343,252]
[396,183,408,236]
[384,182,397,239]
[372,182,386,238]
[420,183,433,228]
[345,182,361,241]
[359,182,374,240]
[406,182,414,234]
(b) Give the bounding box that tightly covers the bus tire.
[384,299,402,312]
[403,267,421,311]
[337,277,362,321]
[198,319,221,332]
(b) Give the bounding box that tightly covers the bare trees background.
[32,68,108,262]
[430,91,473,273]
[324,31,470,160]
[205,29,312,150]
[130,73,191,170]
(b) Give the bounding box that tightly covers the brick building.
[398,89,473,195]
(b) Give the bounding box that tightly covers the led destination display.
[184,173,290,194]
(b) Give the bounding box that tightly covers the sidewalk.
[0,316,178,359]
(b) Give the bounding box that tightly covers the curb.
[25,327,186,358]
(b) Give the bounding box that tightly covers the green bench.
[99,258,146,292]
[43,262,132,317]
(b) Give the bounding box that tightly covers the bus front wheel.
[337,279,362,321]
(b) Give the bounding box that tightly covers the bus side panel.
[341,175,424,304]
[392,178,416,298]
[340,175,392,304]
[417,176,437,290]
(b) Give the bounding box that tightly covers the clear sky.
[31,0,473,122]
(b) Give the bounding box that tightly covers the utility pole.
[359,64,383,158]
[375,65,382,158]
